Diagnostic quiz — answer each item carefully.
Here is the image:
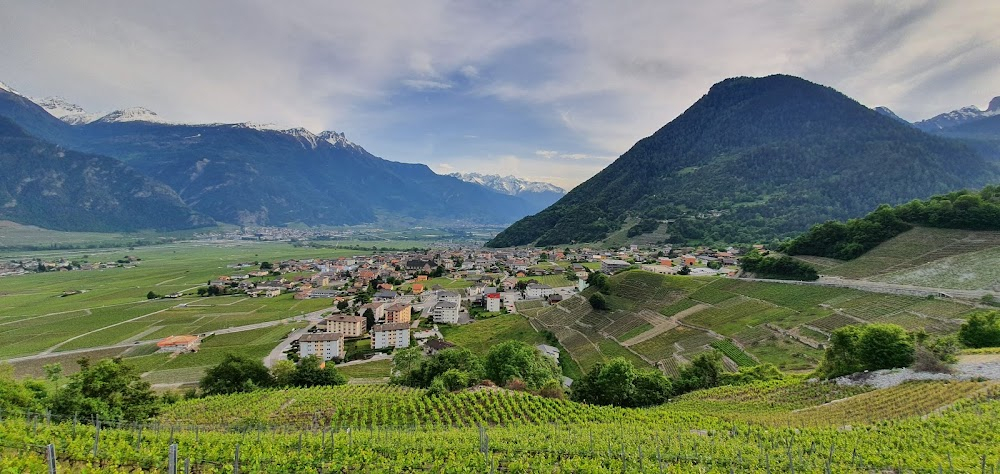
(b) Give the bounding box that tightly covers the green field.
[400,276,472,291]
[4,378,1000,472]
[336,359,392,379]
[439,314,549,357]
[526,270,976,374]
[517,273,575,287]
[0,242,363,363]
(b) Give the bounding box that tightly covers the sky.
[2,1,999,190]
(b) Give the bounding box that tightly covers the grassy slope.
[526,270,976,374]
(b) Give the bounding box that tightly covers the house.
[299,332,345,361]
[415,275,428,282]
[385,303,412,324]
[373,290,399,303]
[431,301,460,324]
[371,322,410,349]
[308,289,339,298]
[424,339,455,355]
[411,283,424,295]
[156,335,200,353]
[324,315,366,338]
[536,344,560,363]
[249,288,281,298]
[547,294,563,305]
[437,290,461,305]
[600,259,631,274]
[406,259,434,273]
[658,258,673,266]
[682,255,698,266]
[359,302,386,321]
[525,283,554,299]
[484,293,502,312]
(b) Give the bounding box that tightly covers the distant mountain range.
[449,173,565,210]
[0,82,557,231]
[488,74,1000,247]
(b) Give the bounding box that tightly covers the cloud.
[402,79,453,91]
[1,1,997,188]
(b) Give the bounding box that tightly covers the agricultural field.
[3,379,1000,472]
[0,241,364,364]
[814,227,1000,287]
[517,274,575,287]
[527,270,977,375]
[399,276,472,291]
[335,359,392,379]
[439,314,549,357]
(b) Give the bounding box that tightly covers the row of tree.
[739,251,819,281]
[786,186,1000,260]
[200,354,346,396]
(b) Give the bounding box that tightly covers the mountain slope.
[0,86,537,228]
[488,74,999,247]
[914,96,1000,132]
[0,117,211,232]
[450,172,565,211]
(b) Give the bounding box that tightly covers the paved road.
[262,309,328,367]
[740,276,995,300]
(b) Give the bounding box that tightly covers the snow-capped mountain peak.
[989,96,1000,112]
[449,172,564,196]
[873,106,908,124]
[915,95,1000,131]
[0,81,22,96]
[318,130,364,152]
[97,107,168,124]
[31,96,103,125]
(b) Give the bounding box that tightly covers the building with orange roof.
[156,335,200,353]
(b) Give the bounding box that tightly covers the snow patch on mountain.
[450,173,564,196]
[873,106,908,124]
[97,107,169,124]
[915,96,1000,131]
[318,131,365,152]
[0,81,21,96]
[32,97,103,125]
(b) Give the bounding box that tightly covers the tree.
[43,363,62,382]
[200,354,273,395]
[398,348,484,389]
[857,324,914,370]
[959,311,1000,348]
[270,360,297,387]
[676,351,724,393]
[587,272,610,292]
[260,261,273,270]
[571,358,671,407]
[588,293,609,310]
[336,300,350,311]
[484,341,560,390]
[363,308,376,332]
[821,324,914,378]
[50,358,160,421]
[0,363,46,413]
[678,265,691,276]
[146,291,159,300]
[288,356,346,387]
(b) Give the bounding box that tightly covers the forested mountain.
[487,75,1000,247]
[0,86,537,228]
[0,117,211,232]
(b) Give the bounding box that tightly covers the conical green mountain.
[487,74,999,247]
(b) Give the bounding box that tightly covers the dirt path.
[39,306,174,355]
[622,303,708,346]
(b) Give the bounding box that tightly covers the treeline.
[740,251,818,281]
[785,186,1000,260]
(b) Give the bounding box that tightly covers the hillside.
[519,270,977,374]
[0,117,211,232]
[4,379,999,472]
[0,86,539,229]
[487,74,999,247]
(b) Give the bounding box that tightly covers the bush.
[821,324,914,378]
[588,293,609,310]
[959,311,1000,348]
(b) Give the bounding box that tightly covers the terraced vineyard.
[525,270,977,375]
[3,379,999,472]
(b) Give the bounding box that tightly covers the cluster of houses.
[0,256,139,277]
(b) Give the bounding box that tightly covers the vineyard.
[3,379,1000,472]
[524,270,977,376]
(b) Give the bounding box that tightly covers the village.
[160,243,747,369]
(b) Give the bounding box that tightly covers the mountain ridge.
[487,74,999,247]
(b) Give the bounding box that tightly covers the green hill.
[487,75,998,247]
[525,270,977,374]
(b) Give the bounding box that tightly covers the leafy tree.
[50,358,159,421]
[740,251,818,281]
[676,351,725,393]
[821,324,914,378]
[270,360,297,387]
[588,293,609,310]
[260,261,273,270]
[430,265,446,278]
[398,348,483,389]
[0,363,47,413]
[336,300,350,311]
[587,272,610,292]
[43,363,62,382]
[288,355,346,388]
[146,290,159,300]
[959,311,1000,348]
[484,341,560,389]
[571,358,671,407]
[678,265,691,275]
[200,354,273,395]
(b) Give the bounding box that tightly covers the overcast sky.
[2,1,998,189]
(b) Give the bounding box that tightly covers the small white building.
[484,293,502,312]
[525,283,554,299]
[437,290,461,304]
[536,344,560,363]
[431,300,460,324]
[371,322,410,350]
[299,332,345,361]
